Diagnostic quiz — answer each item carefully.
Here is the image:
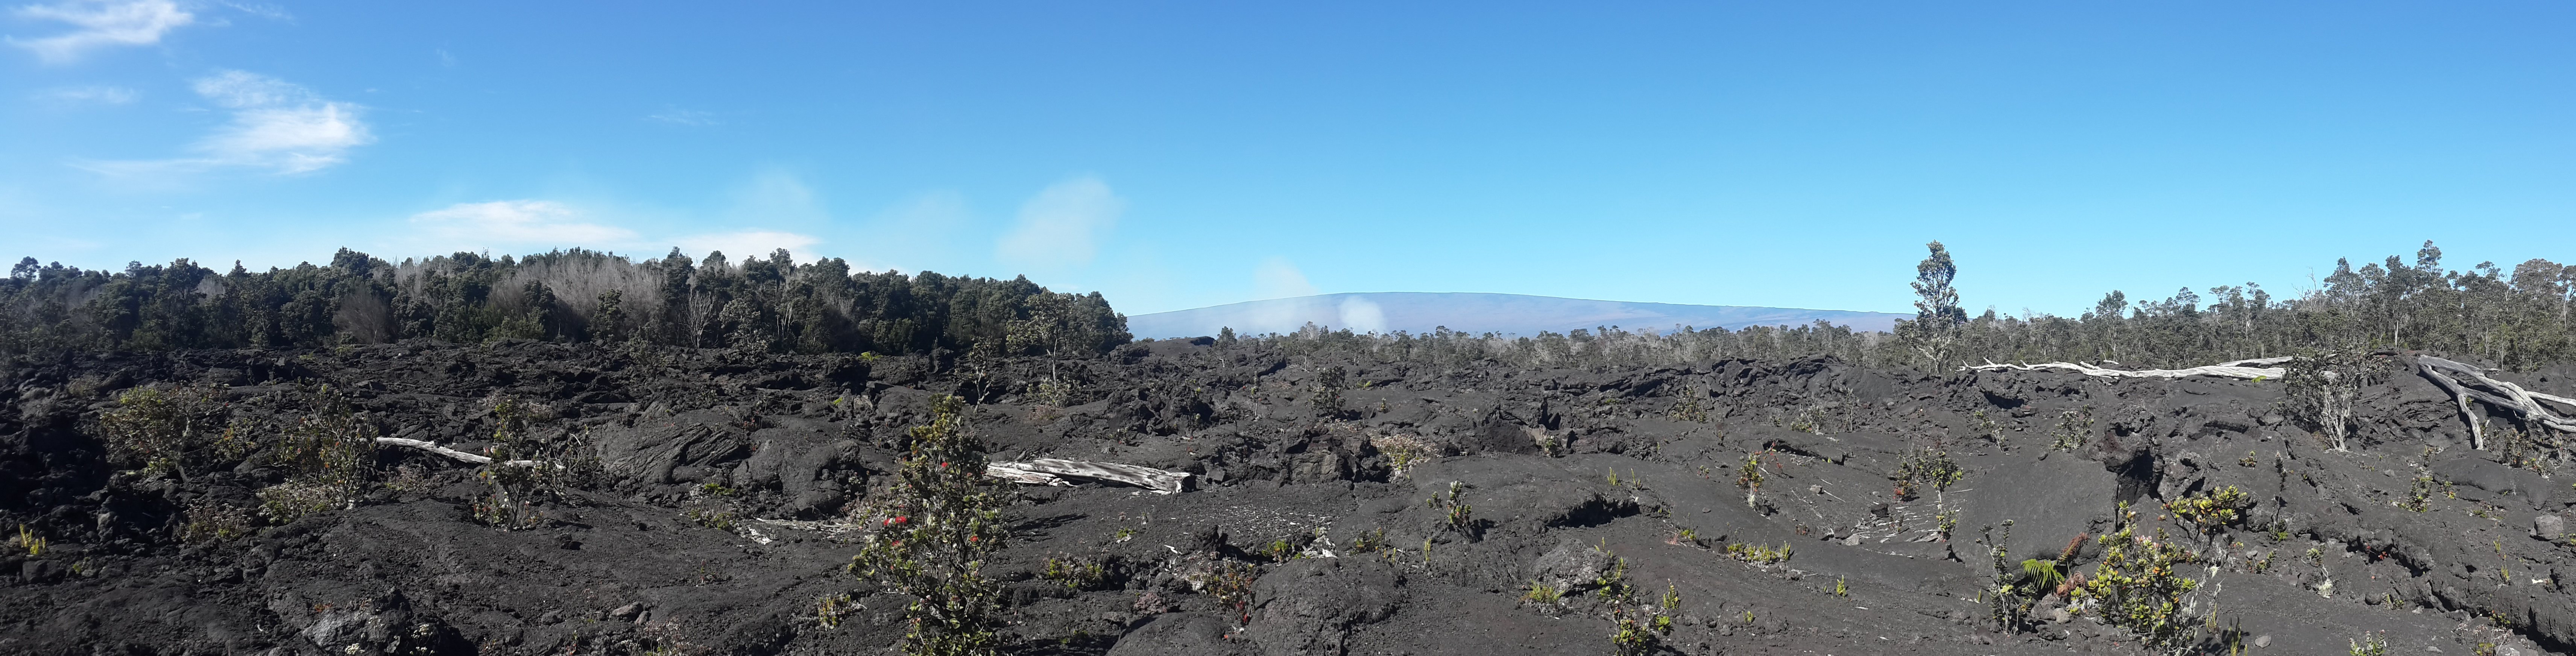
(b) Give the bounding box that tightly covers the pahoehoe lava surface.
[3,339,2573,655]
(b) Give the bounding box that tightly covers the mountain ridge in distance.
[1125,292,1909,338]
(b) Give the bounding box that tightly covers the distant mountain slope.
[1126,292,1908,338]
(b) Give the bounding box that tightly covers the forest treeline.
[7,241,2570,373]
[0,248,1129,360]
[1240,241,2576,372]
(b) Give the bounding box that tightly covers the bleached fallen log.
[2414,356,2576,437]
[1971,354,2576,446]
[986,459,1192,494]
[1963,357,2290,380]
[983,464,1074,487]
[374,437,549,468]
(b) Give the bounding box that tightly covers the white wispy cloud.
[212,1,288,21]
[723,169,827,224]
[192,68,307,107]
[36,84,137,104]
[8,0,194,63]
[409,200,641,249]
[675,230,820,262]
[1254,256,1320,299]
[78,70,372,176]
[995,176,1123,269]
[843,190,971,272]
[1235,257,1382,333]
[401,199,823,264]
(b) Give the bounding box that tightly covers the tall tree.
[1902,241,1968,369]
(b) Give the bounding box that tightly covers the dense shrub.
[1,248,1128,359]
[847,396,1012,656]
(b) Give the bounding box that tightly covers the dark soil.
[3,338,2573,656]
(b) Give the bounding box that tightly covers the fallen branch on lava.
[374,437,552,468]
[1962,357,2292,380]
[2410,355,2576,446]
[1968,354,2576,448]
[986,458,1194,494]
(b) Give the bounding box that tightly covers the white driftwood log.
[983,464,1073,487]
[1962,357,2292,381]
[986,459,1192,494]
[1970,353,2576,448]
[2413,356,2576,442]
[374,437,549,468]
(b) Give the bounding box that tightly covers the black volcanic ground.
[2,339,2571,656]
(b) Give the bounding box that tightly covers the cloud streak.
[408,200,641,251]
[8,0,193,63]
[676,230,820,261]
[78,70,372,176]
[402,199,823,264]
[995,176,1123,269]
[1254,256,1320,299]
[36,84,137,104]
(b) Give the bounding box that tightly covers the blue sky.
[3,2,2570,316]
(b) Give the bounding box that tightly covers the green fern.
[2020,558,2066,590]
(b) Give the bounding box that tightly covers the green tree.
[849,396,1011,656]
[1900,241,1968,369]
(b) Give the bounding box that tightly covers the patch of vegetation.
[1667,389,1710,423]
[260,384,380,525]
[1308,365,1347,413]
[1891,438,1965,500]
[2049,406,2093,452]
[257,481,346,526]
[2071,503,2204,650]
[97,382,239,478]
[1781,406,1827,434]
[12,524,45,556]
[1970,408,2004,443]
[1978,521,2031,630]
[2284,350,2385,451]
[1724,541,1792,565]
[847,395,1012,656]
[1256,538,1305,563]
[1667,527,1704,548]
[2494,422,2552,474]
[1201,561,1259,620]
[177,498,246,543]
[1520,581,1563,605]
[1370,434,1438,475]
[1031,377,1075,408]
[1532,429,1566,457]
[683,507,737,531]
[2348,631,2391,656]
[2020,558,2067,592]
[1042,555,1110,590]
[813,592,858,629]
[2390,471,2432,512]
[1350,527,1390,554]
[2164,486,2254,531]
[1608,582,1681,656]
[1735,450,1769,508]
[2247,550,2276,574]
[1427,481,1474,536]
[1,249,1129,359]
[470,395,602,530]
